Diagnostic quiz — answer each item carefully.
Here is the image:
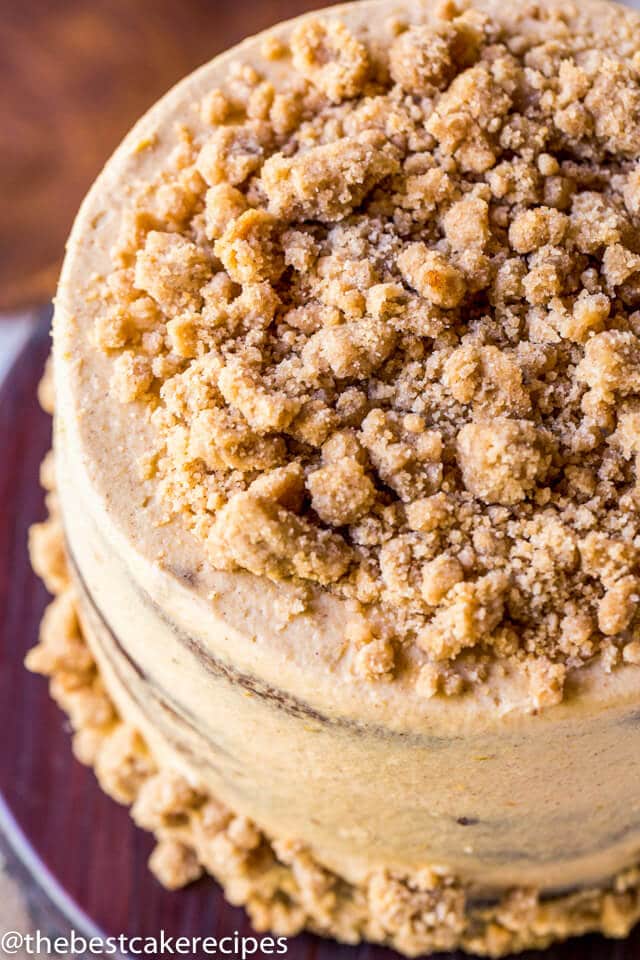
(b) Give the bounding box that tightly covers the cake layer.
[26,507,640,957]
[57,420,640,894]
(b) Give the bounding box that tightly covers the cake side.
[53,415,640,896]
[27,493,640,957]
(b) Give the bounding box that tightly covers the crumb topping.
[91,0,640,701]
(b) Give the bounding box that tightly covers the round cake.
[28,0,640,953]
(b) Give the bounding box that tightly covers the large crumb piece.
[417,572,507,660]
[509,207,568,254]
[425,62,514,173]
[442,344,530,416]
[361,409,442,502]
[208,491,352,584]
[306,318,397,379]
[95,726,154,804]
[389,13,483,94]
[215,209,285,284]
[196,121,271,186]
[397,243,466,308]
[442,194,489,252]
[353,636,395,680]
[291,18,369,103]
[188,407,285,471]
[203,184,249,240]
[261,132,400,221]
[562,292,610,344]
[307,456,375,526]
[110,351,153,402]
[525,658,566,710]
[132,771,202,831]
[577,331,640,405]
[405,493,453,533]
[29,518,70,594]
[456,418,550,506]
[149,839,203,889]
[134,231,211,316]
[421,555,464,606]
[25,591,93,679]
[218,357,300,432]
[248,462,305,511]
[597,576,640,636]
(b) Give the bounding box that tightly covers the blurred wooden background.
[0,0,324,313]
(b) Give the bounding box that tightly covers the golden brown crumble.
[290,18,371,104]
[93,0,640,701]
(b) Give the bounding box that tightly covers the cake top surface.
[66,0,640,707]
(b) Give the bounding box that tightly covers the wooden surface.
[1,317,640,956]
[0,0,325,313]
[1,0,639,310]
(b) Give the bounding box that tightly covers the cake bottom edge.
[26,496,640,958]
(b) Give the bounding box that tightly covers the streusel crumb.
[92,0,640,704]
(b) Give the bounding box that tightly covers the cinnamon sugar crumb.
[215,209,285,284]
[307,456,375,526]
[261,132,400,222]
[456,418,551,506]
[208,491,351,585]
[135,231,211,315]
[203,184,248,240]
[290,19,370,103]
[397,244,466,308]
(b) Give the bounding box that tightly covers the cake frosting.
[27,0,640,953]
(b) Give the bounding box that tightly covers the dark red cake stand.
[0,312,637,960]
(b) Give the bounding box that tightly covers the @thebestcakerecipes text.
[0,929,289,958]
